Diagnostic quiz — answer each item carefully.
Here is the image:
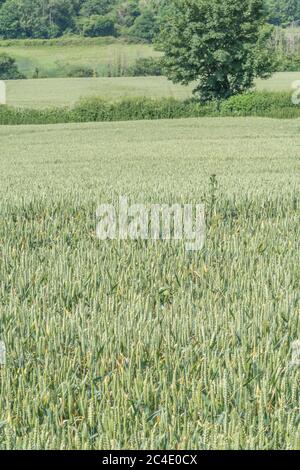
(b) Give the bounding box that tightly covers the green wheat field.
[0,117,299,449]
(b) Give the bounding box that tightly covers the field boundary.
[0,92,299,125]
[0,36,140,48]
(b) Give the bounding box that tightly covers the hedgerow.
[0,92,299,125]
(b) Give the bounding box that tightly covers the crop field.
[0,117,299,450]
[4,72,300,109]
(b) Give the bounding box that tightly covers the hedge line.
[0,36,125,48]
[0,92,299,125]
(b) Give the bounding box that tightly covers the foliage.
[78,14,117,37]
[79,0,116,17]
[159,0,276,103]
[127,9,158,42]
[220,90,294,114]
[66,65,95,77]
[276,52,300,71]
[0,0,76,39]
[0,0,299,41]
[0,35,121,47]
[0,52,24,78]
[0,0,167,41]
[1,91,300,124]
[269,27,300,71]
[127,57,163,76]
[265,0,300,26]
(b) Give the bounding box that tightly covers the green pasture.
[0,41,159,79]
[4,72,300,109]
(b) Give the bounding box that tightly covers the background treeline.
[0,0,299,41]
[0,0,168,41]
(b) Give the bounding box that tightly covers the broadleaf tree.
[159,0,276,103]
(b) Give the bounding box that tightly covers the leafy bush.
[66,66,95,77]
[127,57,163,76]
[0,53,25,79]
[0,105,71,124]
[276,53,300,72]
[71,97,216,121]
[220,91,292,115]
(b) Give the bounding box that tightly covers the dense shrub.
[70,96,219,121]
[66,66,95,77]
[0,53,25,79]
[276,53,300,72]
[0,105,71,124]
[220,91,292,115]
[0,92,299,125]
[127,57,163,76]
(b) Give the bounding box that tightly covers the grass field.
[4,72,300,108]
[6,77,192,108]
[0,41,159,79]
[255,72,300,91]
[0,117,299,449]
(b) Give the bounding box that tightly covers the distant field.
[6,77,192,108]
[0,41,159,78]
[5,72,300,108]
[255,72,300,91]
[0,117,299,449]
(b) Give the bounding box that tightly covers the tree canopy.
[159,0,275,102]
[0,0,298,40]
[265,0,300,26]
